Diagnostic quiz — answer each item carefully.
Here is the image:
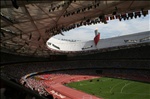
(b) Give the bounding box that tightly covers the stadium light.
[105,16,109,21]
[142,10,148,17]
[135,11,141,18]
[134,12,137,18]
[29,33,32,40]
[128,12,134,19]
[38,36,41,41]
[1,31,5,37]
[121,14,127,20]
[11,0,19,9]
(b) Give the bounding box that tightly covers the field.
[66,77,150,99]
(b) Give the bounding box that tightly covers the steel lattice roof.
[1,0,150,57]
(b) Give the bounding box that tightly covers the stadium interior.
[1,0,150,99]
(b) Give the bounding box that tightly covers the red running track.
[44,75,102,99]
[48,83,101,99]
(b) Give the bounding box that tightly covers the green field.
[66,77,150,99]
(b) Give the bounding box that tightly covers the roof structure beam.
[1,0,54,8]
[1,14,25,35]
[1,14,13,24]
[2,16,56,27]
[35,4,57,24]
[22,5,45,42]
[22,5,39,33]
[55,1,72,25]
[0,28,17,36]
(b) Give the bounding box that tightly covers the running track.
[44,75,102,99]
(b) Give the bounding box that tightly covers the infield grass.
[66,77,150,99]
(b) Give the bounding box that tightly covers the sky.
[54,11,150,41]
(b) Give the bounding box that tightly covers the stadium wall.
[47,31,150,51]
